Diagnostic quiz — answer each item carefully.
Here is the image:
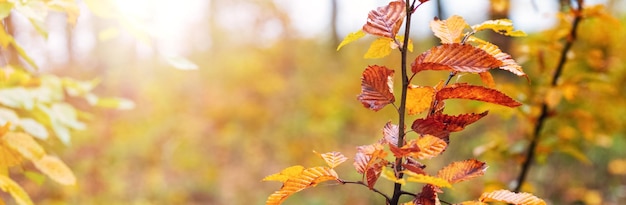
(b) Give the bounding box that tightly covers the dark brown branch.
[514,0,584,192]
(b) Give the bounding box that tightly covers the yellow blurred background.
[2,0,626,204]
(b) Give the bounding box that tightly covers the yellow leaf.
[404,171,452,188]
[380,166,405,185]
[478,72,495,88]
[406,85,434,115]
[480,190,546,205]
[262,165,305,182]
[471,19,526,37]
[2,132,45,161]
[0,140,23,168]
[46,0,80,25]
[33,155,76,185]
[337,30,366,51]
[395,35,413,52]
[456,201,488,205]
[0,175,34,205]
[364,37,394,59]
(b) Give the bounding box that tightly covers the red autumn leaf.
[265,166,339,205]
[412,184,439,205]
[362,1,406,38]
[436,159,487,184]
[411,43,503,74]
[354,144,388,189]
[431,111,489,132]
[403,158,427,175]
[475,43,526,77]
[436,84,522,107]
[389,141,420,158]
[411,118,450,142]
[358,65,395,111]
[480,190,547,205]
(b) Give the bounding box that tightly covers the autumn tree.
[264,1,545,204]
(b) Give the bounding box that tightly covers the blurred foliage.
[0,0,624,204]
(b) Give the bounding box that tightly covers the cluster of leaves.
[0,1,132,204]
[265,1,545,204]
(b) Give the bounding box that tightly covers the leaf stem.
[514,0,584,192]
[342,180,391,203]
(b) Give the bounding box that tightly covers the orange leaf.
[478,72,495,88]
[358,65,395,111]
[430,15,469,43]
[362,1,406,38]
[431,111,489,132]
[436,84,521,107]
[266,166,339,205]
[457,201,488,205]
[479,190,546,205]
[406,85,435,115]
[393,135,447,159]
[315,151,347,169]
[365,161,385,189]
[475,42,526,77]
[412,43,503,74]
[414,135,447,159]
[436,159,487,184]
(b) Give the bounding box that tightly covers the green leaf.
[0,175,34,205]
[364,37,394,59]
[165,56,199,70]
[23,171,46,186]
[336,30,365,51]
[19,118,48,140]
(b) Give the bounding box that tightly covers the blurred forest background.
[1,0,626,204]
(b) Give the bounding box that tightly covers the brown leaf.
[266,167,339,205]
[475,43,526,77]
[412,184,439,205]
[430,15,469,43]
[354,144,388,189]
[431,111,489,132]
[362,1,406,38]
[436,84,522,107]
[479,190,546,205]
[407,85,435,115]
[365,161,385,189]
[412,43,503,74]
[403,158,427,175]
[436,159,487,184]
[358,65,395,111]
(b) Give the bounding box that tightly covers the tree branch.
[342,180,391,203]
[514,0,584,192]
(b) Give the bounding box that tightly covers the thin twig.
[342,180,391,203]
[514,0,584,192]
